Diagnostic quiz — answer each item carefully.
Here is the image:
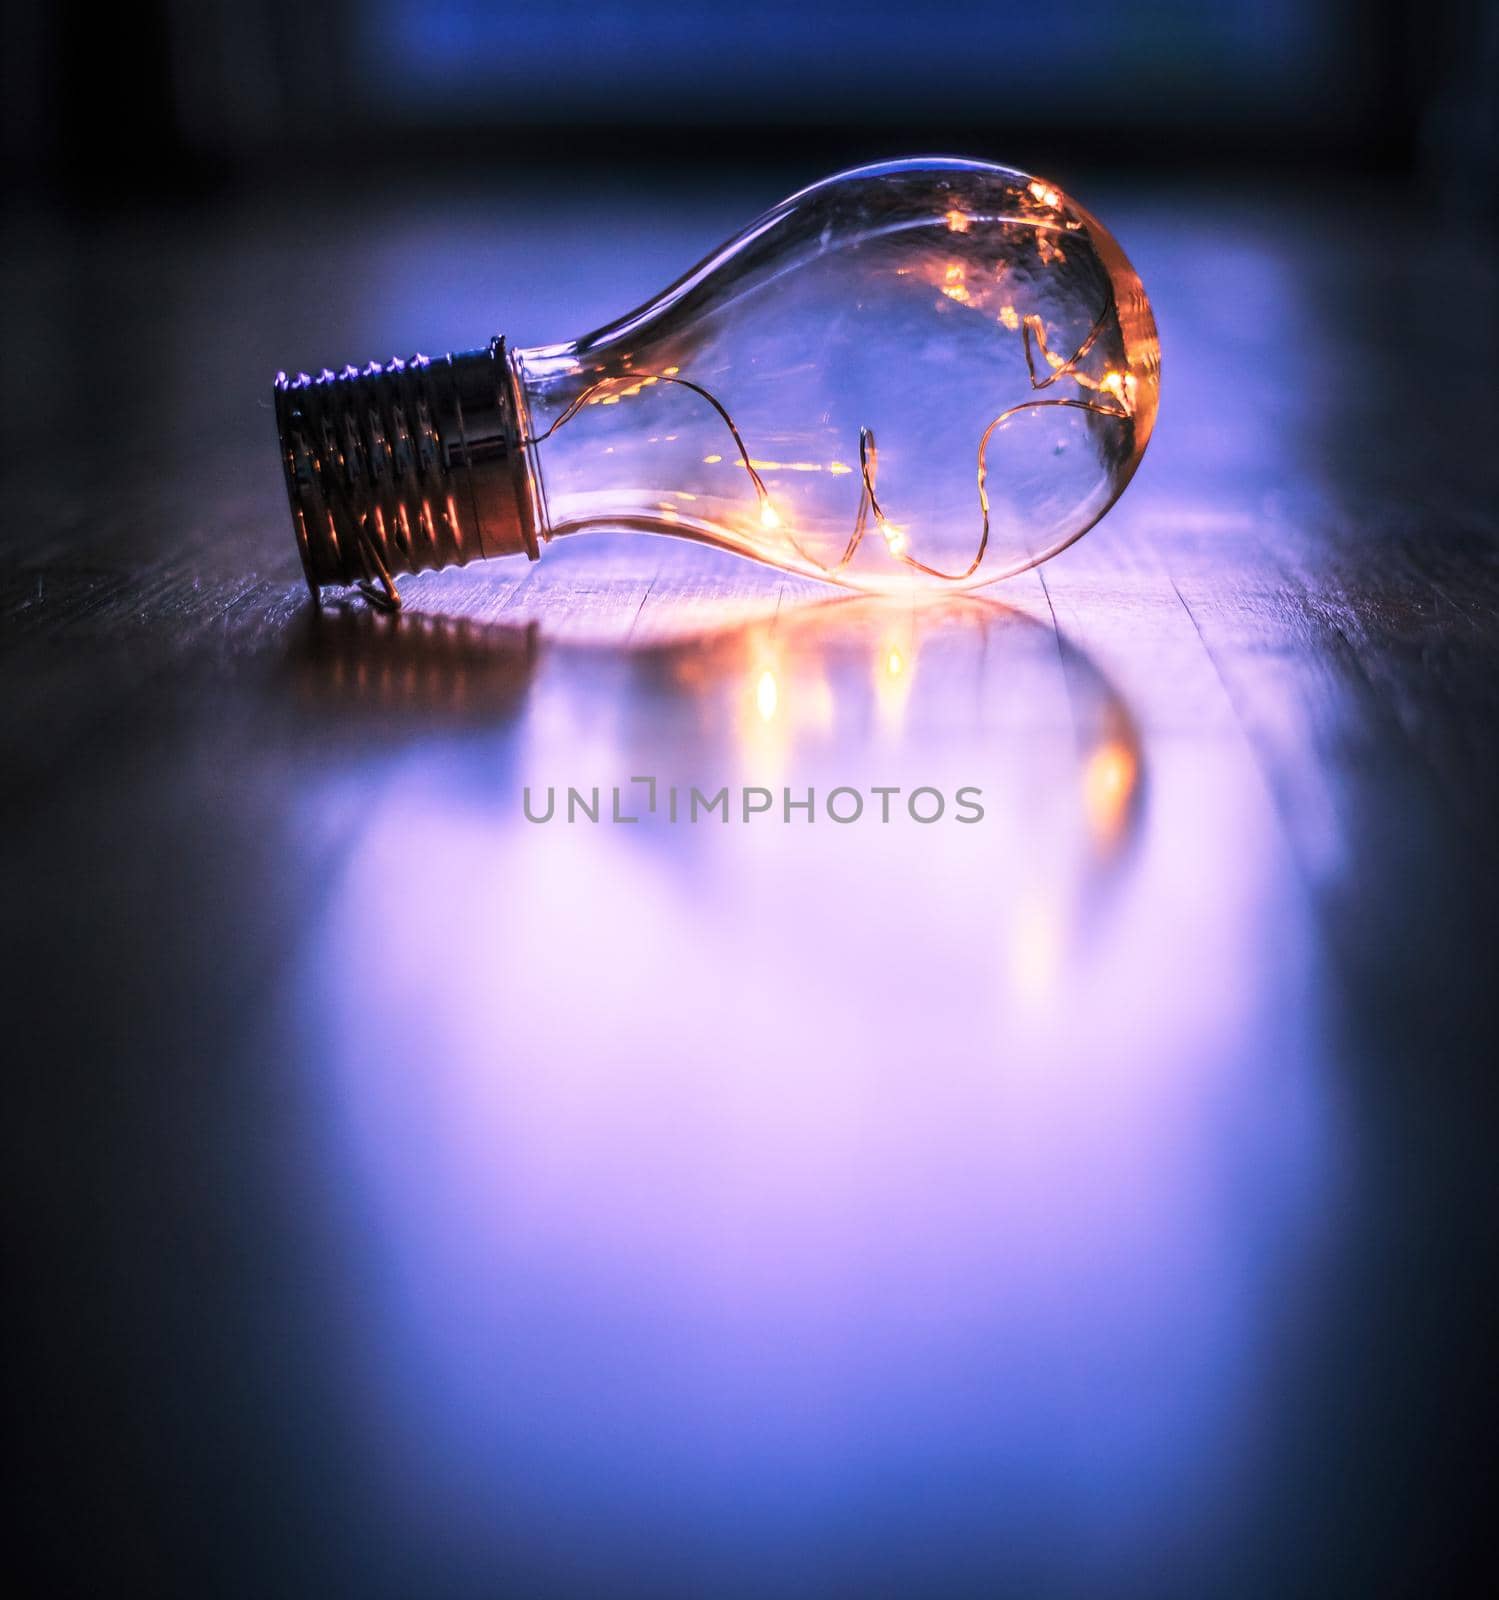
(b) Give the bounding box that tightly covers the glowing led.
[1100,370,1131,411]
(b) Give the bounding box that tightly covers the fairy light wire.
[522,273,1133,583]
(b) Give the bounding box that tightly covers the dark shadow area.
[3,0,1496,210]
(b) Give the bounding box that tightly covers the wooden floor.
[3,174,1498,1595]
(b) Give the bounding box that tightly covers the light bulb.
[274,158,1158,609]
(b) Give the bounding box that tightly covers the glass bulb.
[274,158,1159,608]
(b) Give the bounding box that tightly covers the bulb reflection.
[290,582,1335,1593]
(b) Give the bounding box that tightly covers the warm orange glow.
[1084,740,1139,843]
[879,519,907,556]
[874,621,916,728]
[941,264,970,302]
[944,208,972,233]
[756,669,778,721]
[760,501,782,531]
[999,304,1020,330]
[1028,179,1062,208]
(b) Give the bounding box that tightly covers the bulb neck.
[273,339,542,603]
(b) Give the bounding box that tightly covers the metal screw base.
[273,339,540,608]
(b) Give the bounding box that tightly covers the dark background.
[3,0,1497,205]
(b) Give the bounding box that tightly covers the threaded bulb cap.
[273,339,539,602]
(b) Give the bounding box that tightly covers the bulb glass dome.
[514,158,1159,591]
